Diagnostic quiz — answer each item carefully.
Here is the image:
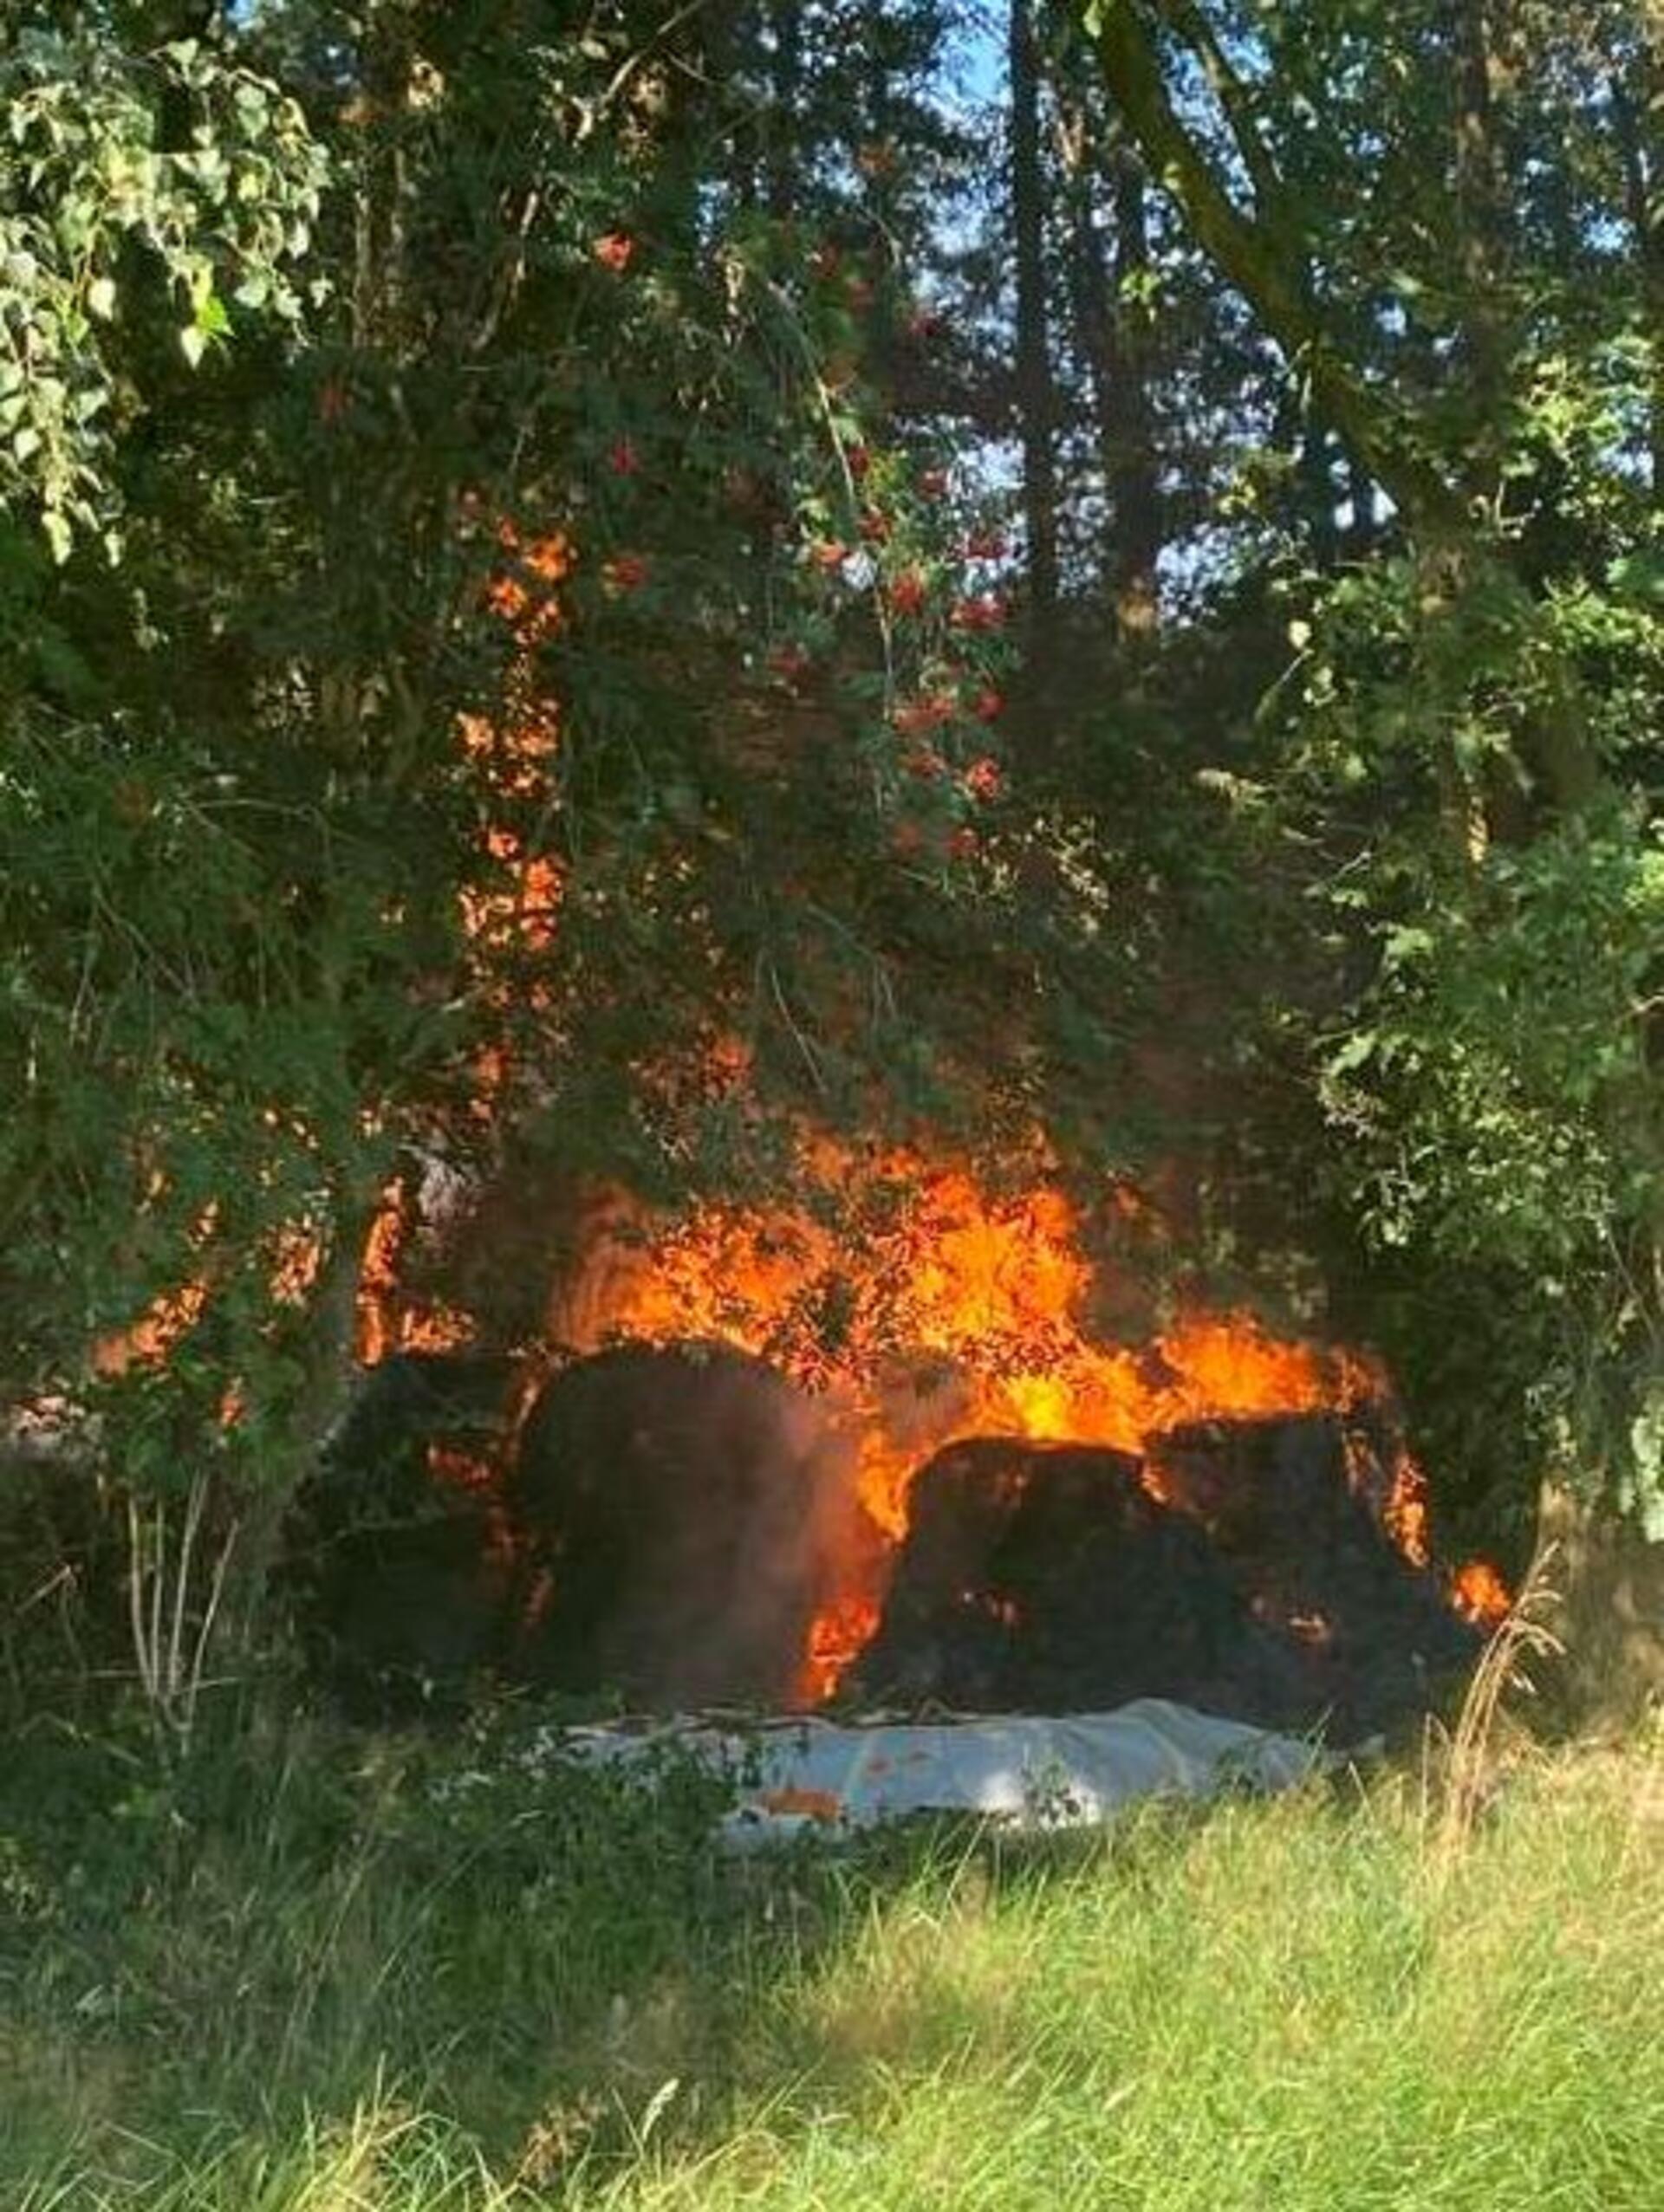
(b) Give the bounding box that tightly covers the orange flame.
[444,516,569,1143]
[556,1158,1385,1530]
[354,509,575,1363]
[551,1147,1431,1697]
[797,1593,883,1705]
[91,1275,211,1378]
[90,1201,221,1377]
[94,513,571,1393]
[1451,1555,1511,1629]
[355,1177,477,1365]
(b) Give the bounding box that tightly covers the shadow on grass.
[0,1685,1245,2198]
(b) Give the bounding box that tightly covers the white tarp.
[536,1699,1328,1847]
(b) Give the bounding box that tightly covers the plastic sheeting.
[543,1698,1328,1847]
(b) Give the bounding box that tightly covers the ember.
[1452,1555,1512,1630]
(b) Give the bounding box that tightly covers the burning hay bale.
[283,1335,1479,1742]
[1150,1414,1480,1737]
[510,1340,864,1709]
[284,1352,519,1715]
[853,1420,1480,1738]
[850,1437,1310,1723]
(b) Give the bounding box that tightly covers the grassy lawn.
[3,1702,1661,2209]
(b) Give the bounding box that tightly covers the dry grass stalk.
[1431,1542,1565,1860]
[126,1469,239,1752]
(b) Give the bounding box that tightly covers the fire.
[80,480,1510,1717]
[90,1200,220,1377]
[93,508,570,1393]
[426,1441,501,1493]
[555,1155,1386,1533]
[797,1593,882,1705]
[1451,1555,1511,1629]
[355,1176,477,1365]
[448,528,568,1125]
[355,506,572,1364]
[1380,1441,1431,1567]
[851,1307,1375,1541]
[91,1273,211,1378]
[551,1145,1429,1696]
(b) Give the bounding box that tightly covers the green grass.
[3,1702,1662,2209]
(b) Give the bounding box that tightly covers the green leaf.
[1381,924,1433,971]
[1325,1029,1378,1076]
[42,508,71,563]
[1608,553,1664,607]
[87,274,115,319]
[232,81,270,133]
[179,325,206,367]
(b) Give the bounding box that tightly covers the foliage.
[1071,0,1664,1533]
[4,0,1664,1728]
[0,1,1020,1577]
[0,17,326,559]
[1283,550,1664,1525]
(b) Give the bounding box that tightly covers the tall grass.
[3,1696,1661,2209]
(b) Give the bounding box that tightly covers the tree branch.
[1158,0,1284,220]
[1081,0,1466,536]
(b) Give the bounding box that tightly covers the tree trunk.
[766,0,802,224]
[1063,134,1117,562]
[1011,0,1060,628]
[1613,33,1664,495]
[1064,110,1163,635]
[229,1184,382,1649]
[1449,0,1511,507]
[1343,451,1380,561]
[1298,418,1339,571]
[1106,132,1162,634]
[1537,1478,1664,1729]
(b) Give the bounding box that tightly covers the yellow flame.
[549,1144,1421,1695]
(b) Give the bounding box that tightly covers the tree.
[1,1,1030,1725]
[10,0,1660,1735]
[1077,0,1664,1567]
